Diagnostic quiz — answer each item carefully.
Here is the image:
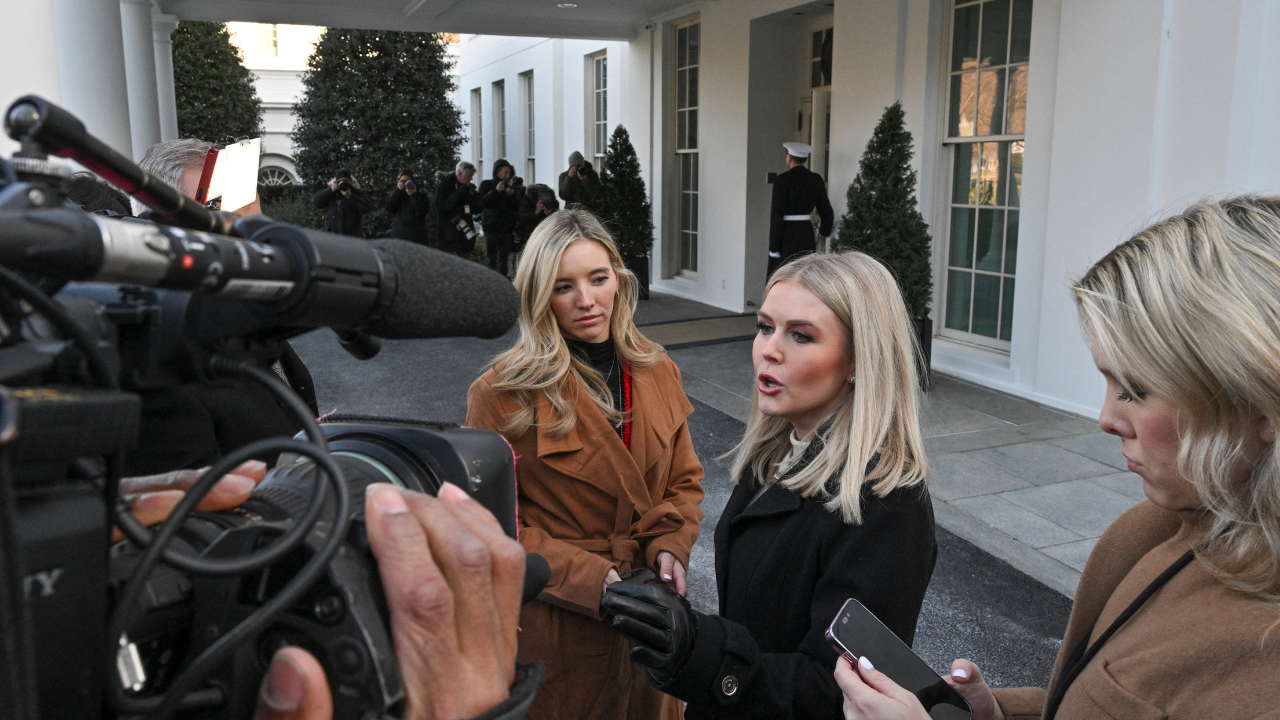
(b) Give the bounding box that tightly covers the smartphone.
[826,598,971,720]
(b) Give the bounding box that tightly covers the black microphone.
[523,553,551,604]
[0,208,520,340]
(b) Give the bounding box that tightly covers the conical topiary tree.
[597,125,654,297]
[172,21,264,142]
[292,29,463,240]
[833,102,932,321]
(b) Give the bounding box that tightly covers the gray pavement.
[289,291,1087,687]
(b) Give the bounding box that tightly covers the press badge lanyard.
[621,364,633,449]
[1043,549,1196,720]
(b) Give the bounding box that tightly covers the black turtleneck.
[566,336,625,438]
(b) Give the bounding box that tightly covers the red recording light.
[181,255,195,269]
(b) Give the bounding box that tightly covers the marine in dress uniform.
[768,142,834,278]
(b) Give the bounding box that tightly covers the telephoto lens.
[405,180,415,191]
[337,179,351,193]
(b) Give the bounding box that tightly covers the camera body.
[404,180,415,192]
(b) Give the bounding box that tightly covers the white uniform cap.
[784,142,813,159]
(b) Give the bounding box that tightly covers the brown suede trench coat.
[993,502,1280,719]
[466,356,705,720]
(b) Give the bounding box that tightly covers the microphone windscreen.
[522,552,551,604]
[366,239,520,340]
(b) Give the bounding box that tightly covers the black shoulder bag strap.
[1043,549,1195,720]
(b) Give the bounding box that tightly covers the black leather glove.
[601,580,698,677]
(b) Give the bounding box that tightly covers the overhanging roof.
[159,0,702,40]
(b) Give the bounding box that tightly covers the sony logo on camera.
[22,567,64,598]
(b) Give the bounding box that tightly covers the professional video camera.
[0,96,542,720]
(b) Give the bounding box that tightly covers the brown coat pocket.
[1066,659,1167,720]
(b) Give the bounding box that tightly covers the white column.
[120,0,161,159]
[153,6,179,142]
[52,0,134,160]
[0,1,62,157]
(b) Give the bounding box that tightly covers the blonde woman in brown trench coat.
[834,197,1280,720]
[466,209,704,720]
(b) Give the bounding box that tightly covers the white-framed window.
[674,20,700,276]
[589,52,608,162]
[492,80,506,161]
[939,0,1031,349]
[470,88,483,178]
[521,71,535,181]
[259,23,278,57]
[811,28,832,88]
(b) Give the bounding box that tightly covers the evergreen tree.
[172,22,264,142]
[833,102,933,320]
[292,29,463,239]
[597,125,654,264]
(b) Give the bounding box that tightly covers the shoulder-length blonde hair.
[1073,195,1280,606]
[727,252,928,524]
[489,208,663,437]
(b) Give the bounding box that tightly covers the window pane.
[1000,277,1016,340]
[813,30,823,57]
[981,0,1010,67]
[691,192,699,232]
[972,274,1001,337]
[678,27,688,67]
[688,109,698,150]
[949,207,976,268]
[996,141,1010,205]
[691,152,699,191]
[688,24,700,65]
[946,270,973,331]
[976,68,1005,135]
[677,112,687,150]
[1008,141,1023,206]
[978,142,1000,205]
[949,73,976,137]
[1006,65,1028,134]
[1010,0,1033,63]
[677,69,688,109]
[952,143,978,204]
[952,4,980,71]
[1005,210,1019,274]
[688,67,699,108]
[975,208,1005,271]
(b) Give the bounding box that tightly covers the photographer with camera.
[436,161,481,258]
[479,160,521,276]
[312,169,373,237]
[557,151,600,209]
[384,171,430,245]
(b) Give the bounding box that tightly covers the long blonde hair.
[1073,195,1280,606]
[727,252,928,524]
[490,209,663,437]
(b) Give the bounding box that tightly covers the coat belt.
[558,501,686,568]
[782,214,812,221]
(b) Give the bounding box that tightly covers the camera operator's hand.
[330,179,339,191]
[253,482,526,720]
[114,460,267,542]
[568,165,580,179]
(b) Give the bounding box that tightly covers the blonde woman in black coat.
[603,252,936,720]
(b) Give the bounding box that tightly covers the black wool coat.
[384,188,429,245]
[768,165,835,261]
[655,449,937,720]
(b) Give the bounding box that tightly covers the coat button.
[721,675,739,696]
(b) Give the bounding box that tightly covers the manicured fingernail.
[663,574,672,580]
[438,482,469,502]
[859,656,874,671]
[843,652,857,666]
[260,652,305,711]
[952,668,968,679]
[236,459,267,474]
[368,484,410,515]
[216,475,255,495]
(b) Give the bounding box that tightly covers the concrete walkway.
[636,293,1144,599]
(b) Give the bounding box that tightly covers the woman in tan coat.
[833,196,1280,719]
[466,209,704,720]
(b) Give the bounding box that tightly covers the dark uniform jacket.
[434,172,480,255]
[312,185,373,237]
[655,445,937,720]
[383,187,429,245]
[769,165,835,269]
